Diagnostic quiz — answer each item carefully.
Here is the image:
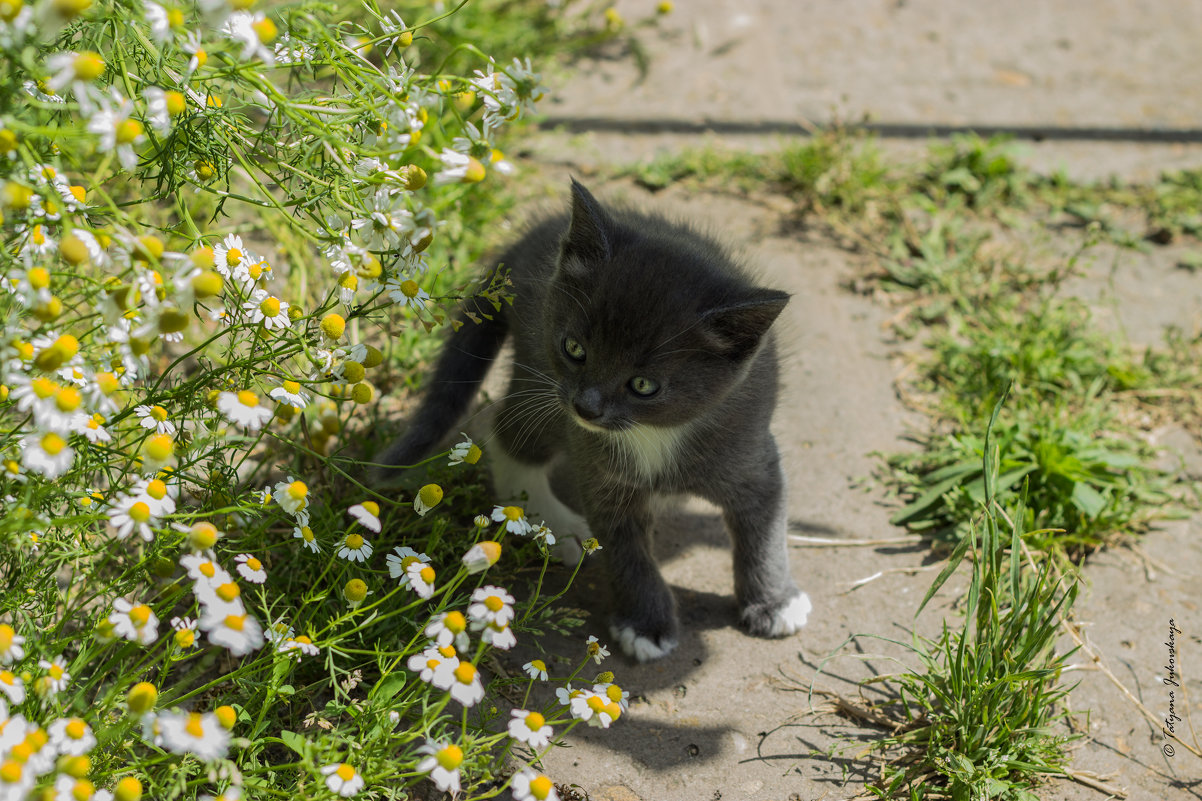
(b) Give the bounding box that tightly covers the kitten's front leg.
[591,490,679,662]
[720,441,812,637]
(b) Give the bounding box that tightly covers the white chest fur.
[609,422,690,483]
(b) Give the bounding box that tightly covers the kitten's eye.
[628,376,660,397]
[563,336,586,362]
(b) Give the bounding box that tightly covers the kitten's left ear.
[701,289,790,358]
[560,179,613,271]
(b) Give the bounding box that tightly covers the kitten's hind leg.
[719,441,812,638]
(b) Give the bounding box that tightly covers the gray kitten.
[378,180,811,661]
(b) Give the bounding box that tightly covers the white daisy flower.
[234,553,267,583]
[424,611,469,651]
[273,477,309,517]
[443,662,486,707]
[47,717,96,756]
[21,430,74,479]
[585,635,610,665]
[481,622,516,650]
[0,668,27,703]
[0,623,26,664]
[415,740,463,794]
[491,504,533,536]
[407,644,458,688]
[109,598,160,645]
[180,553,231,585]
[135,403,176,435]
[347,501,381,532]
[171,616,199,649]
[467,586,515,628]
[158,711,230,761]
[217,389,274,431]
[198,610,264,656]
[523,659,548,681]
[39,656,72,695]
[242,288,290,330]
[279,634,319,658]
[320,763,364,798]
[269,380,309,409]
[105,492,157,541]
[293,524,320,553]
[447,434,482,465]
[511,769,560,801]
[335,533,372,562]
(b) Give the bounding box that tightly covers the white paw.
[767,592,812,636]
[611,624,677,662]
[552,536,583,565]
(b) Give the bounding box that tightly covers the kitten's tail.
[373,298,508,483]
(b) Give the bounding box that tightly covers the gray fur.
[378,180,809,660]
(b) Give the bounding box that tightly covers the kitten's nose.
[572,388,603,421]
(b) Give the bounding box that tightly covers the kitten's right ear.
[559,179,612,272]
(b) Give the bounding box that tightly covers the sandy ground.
[478,3,1202,799]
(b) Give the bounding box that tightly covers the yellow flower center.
[27,266,50,289]
[445,611,466,633]
[199,562,216,578]
[283,379,300,394]
[453,662,476,685]
[223,614,246,632]
[174,629,195,648]
[300,526,314,542]
[399,279,420,299]
[146,479,167,499]
[214,705,236,729]
[144,433,173,461]
[55,386,81,412]
[115,118,143,145]
[287,480,307,500]
[503,506,523,521]
[245,557,262,571]
[360,500,379,517]
[586,695,605,713]
[335,764,356,781]
[524,711,545,730]
[48,663,64,680]
[529,775,554,800]
[484,596,504,612]
[216,582,240,602]
[0,624,12,650]
[293,635,312,645]
[419,565,435,583]
[225,247,242,266]
[437,644,456,658]
[418,484,443,507]
[0,760,22,784]
[72,52,104,81]
[150,404,167,421]
[185,712,204,738]
[344,533,364,550]
[436,744,463,771]
[71,778,96,801]
[32,376,58,398]
[252,16,276,42]
[606,684,624,703]
[237,389,259,407]
[128,501,151,523]
[165,90,186,116]
[128,604,152,628]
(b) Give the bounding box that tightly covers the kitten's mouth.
[571,415,611,434]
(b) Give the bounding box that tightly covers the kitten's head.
[543,180,788,433]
